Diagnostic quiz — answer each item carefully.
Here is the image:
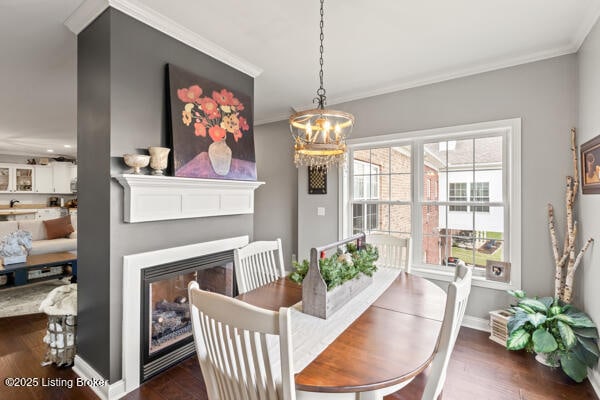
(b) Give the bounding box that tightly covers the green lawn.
[451,246,502,267]
[451,231,503,267]
[486,231,503,240]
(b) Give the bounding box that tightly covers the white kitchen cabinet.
[34,165,53,193]
[0,164,34,193]
[52,163,72,194]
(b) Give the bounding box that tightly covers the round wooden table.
[237,272,446,397]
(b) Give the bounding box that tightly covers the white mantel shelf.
[113,174,264,223]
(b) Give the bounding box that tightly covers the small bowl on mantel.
[123,154,150,174]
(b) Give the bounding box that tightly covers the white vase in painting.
[208,140,232,176]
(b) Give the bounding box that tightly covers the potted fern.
[506,289,599,382]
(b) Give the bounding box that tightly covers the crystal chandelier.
[289,0,355,169]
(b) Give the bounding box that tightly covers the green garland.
[289,243,379,291]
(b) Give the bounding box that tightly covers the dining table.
[236,271,447,399]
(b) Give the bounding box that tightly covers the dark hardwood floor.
[1,313,597,399]
[0,313,96,400]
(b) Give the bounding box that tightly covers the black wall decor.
[308,166,327,194]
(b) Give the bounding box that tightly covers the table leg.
[14,269,27,286]
[71,260,78,283]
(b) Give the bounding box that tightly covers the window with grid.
[350,147,411,238]
[448,183,468,211]
[423,136,504,269]
[470,182,490,212]
[344,119,520,287]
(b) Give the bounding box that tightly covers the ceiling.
[1,0,599,157]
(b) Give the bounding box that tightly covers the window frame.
[339,118,521,290]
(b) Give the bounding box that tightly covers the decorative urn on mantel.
[113,174,264,223]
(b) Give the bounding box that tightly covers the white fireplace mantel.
[114,174,264,223]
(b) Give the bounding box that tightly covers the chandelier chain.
[315,0,327,109]
[289,0,354,170]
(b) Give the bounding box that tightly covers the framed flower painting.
[167,64,256,181]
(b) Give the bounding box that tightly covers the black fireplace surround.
[141,250,236,381]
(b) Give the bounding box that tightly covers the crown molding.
[571,1,600,51]
[64,0,263,78]
[259,39,582,125]
[63,0,107,33]
[290,43,577,116]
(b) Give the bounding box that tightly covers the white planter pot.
[535,352,560,367]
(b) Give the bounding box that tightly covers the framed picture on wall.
[580,134,600,194]
[486,260,511,283]
[308,166,327,194]
[167,64,257,181]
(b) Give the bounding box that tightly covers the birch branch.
[547,204,560,266]
[570,128,579,203]
[562,237,595,303]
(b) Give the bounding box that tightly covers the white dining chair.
[360,263,472,400]
[366,234,411,273]
[188,281,295,400]
[234,238,286,294]
[419,263,472,399]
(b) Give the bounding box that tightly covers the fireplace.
[121,236,249,395]
[141,251,235,381]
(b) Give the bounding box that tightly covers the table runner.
[268,267,401,373]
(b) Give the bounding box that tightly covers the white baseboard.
[589,368,600,398]
[461,315,490,332]
[73,355,126,400]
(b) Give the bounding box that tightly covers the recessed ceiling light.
[47,149,54,153]
[64,144,72,148]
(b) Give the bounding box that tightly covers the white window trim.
[339,118,522,291]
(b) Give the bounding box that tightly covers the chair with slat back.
[234,239,286,294]
[419,263,473,400]
[188,281,295,400]
[366,234,411,273]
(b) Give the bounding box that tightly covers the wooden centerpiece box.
[301,233,376,319]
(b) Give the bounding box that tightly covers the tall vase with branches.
[548,128,594,303]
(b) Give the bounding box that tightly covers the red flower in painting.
[212,89,235,106]
[198,97,220,119]
[194,122,207,137]
[177,85,203,103]
[208,126,227,142]
[177,83,248,144]
[231,97,245,111]
[238,116,249,131]
[232,130,243,142]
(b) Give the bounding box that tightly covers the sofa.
[0,215,77,255]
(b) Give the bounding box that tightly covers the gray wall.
[78,9,255,382]
[77,10,112,379]
[253,120,298,268]
[297,167,340,261]
[577,17,600,387]
[296,55,578,318]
